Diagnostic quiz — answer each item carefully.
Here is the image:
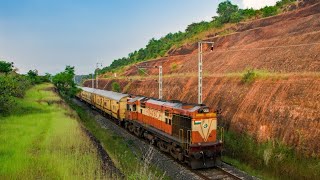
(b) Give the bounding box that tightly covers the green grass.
[64,97,169,180]
[0,83,105,179]
[222,130,320,180]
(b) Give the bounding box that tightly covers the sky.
[0,0,278,75]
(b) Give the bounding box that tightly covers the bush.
[171,63,178,71]
[0,74,31,115]
[261,6,278,17]
[242,69,258,83]
[230,11,243,23]
[241,8,257,19]
[112,82,121,92]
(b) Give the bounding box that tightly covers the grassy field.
[0,84,105,179]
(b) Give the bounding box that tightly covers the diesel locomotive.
[77,86,223,169]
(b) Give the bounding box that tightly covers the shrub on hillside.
[111,82,121,92]
[261,6,278,17]
[230,11,243,23]
[242,69,258,83]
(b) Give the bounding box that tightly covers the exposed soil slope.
[120,3,320,76]
[85,2,320,157]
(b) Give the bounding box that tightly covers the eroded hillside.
[84,2,320,157]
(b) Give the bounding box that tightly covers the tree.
[217,0,239,23]
[0,61,14,74]
[52,66,78,97]
[27,69,40,84]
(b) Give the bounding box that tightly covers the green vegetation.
[0,84,105,179]
[217,0,239,23]
[242,69,258,83]
[170,63,178,71]
[27,70,51,84]
[0,74,31,114]
[52,65,79,97]
[0,60,50,115]
[111,82,121,92]
[261,6,279,17]
[241,69,273,83]
[0,61,14,74]
[97,0,295,75]
[65,98,167,179]
[223,130,320,179]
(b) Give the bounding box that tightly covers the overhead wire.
[211,42,320,53]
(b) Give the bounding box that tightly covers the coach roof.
[79,87,129,102]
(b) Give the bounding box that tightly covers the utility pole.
[135,64,163,99]
[159,65,162,99]
[198,41,214,104]
[95,62,102,89]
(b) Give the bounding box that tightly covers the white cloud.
[242,0,279,9]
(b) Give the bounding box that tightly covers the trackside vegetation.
[0,84,105,179]
[223,131,320,179]
[64,98,168,179]
[97,0,296,75]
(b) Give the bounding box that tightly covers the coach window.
[140,109,143,114]
[169,119,172,125]
[165,118,168,124]
[133,104,137,111]
[127,104,130,111]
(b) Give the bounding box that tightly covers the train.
[76,86,223,169]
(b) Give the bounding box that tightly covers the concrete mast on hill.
[94,62,103,89]
[135,64,163,99]
[198,41,214,105]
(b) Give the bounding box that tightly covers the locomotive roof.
[146,98,203,112]
[128,96,144,103]
[79,86,129,102]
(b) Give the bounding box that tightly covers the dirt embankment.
[85,2,320,157]
[85,76,320,157]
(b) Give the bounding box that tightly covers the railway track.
[190,166,240,180]
[192,162,259,180]
[76,99,258,180]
